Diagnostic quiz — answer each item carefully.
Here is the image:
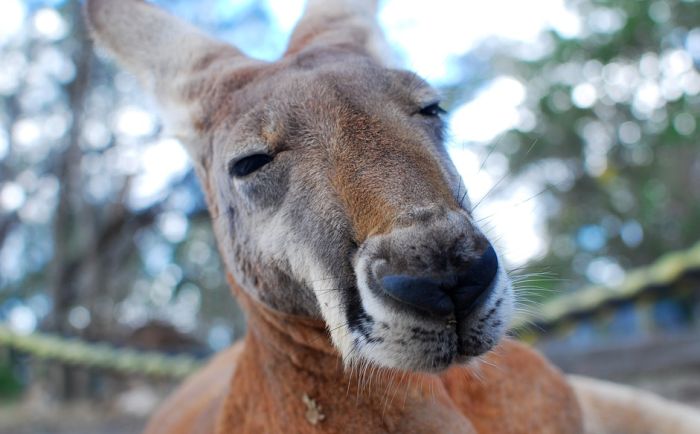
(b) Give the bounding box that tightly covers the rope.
[513,240,700,340]
[0,325,202,378]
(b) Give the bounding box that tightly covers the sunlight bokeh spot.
[0,182,25,212]
[68,306,91,330]
[129,138,190,209]
[571,83,597,108]
[0,0,25,44]
[8,304,37,335]
[12,119,42,148]
[115,106,157,138]
[586,257,625,286]
[673,112,696,135]
[33,8,68,41]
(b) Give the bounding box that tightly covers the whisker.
[308,274,356,284]
[477,139,500,175]
[472,137,539,213]
[475,186,550,224]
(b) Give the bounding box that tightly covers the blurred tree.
[463,0,700,294]
[0,354,22,400]
[0,1,253,397]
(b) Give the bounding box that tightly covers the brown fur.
[144,276,582,434]
[330,109,459,241]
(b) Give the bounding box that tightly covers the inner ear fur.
[85,0,262,156]
[85,0,243,80]
[287,0,395,65]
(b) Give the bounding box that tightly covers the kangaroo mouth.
[331,244,513,372]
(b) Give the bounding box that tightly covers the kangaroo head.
[87,0,513,372]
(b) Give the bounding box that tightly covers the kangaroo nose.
[379,245,499,317]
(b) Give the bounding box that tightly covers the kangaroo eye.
[418,103,446,117]
[228,153,273,178]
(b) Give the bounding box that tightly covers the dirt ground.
[0,403,147,434]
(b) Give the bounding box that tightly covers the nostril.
[380,275,455,317]
[459,244,498,287]
[451,244,499,312]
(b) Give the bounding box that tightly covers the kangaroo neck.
[216,276,475,433]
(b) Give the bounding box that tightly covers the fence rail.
[513,240,700,340]
[0,325,201,378]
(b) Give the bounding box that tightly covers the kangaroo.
[85,1,700,433]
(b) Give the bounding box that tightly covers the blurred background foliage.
[0,0,698,406]
[489,0,700,296]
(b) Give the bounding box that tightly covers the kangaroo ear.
[287,0,396,65]
[85,0,261,156]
